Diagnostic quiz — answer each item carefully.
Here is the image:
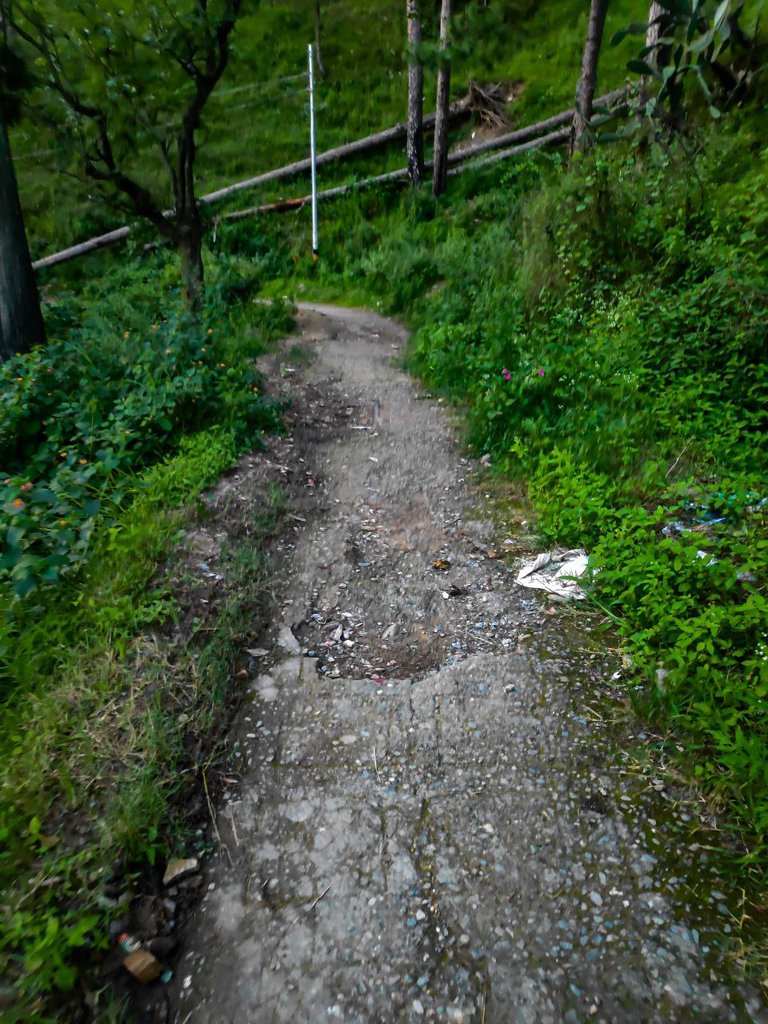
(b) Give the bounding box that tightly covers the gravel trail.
[171,305,766,1024]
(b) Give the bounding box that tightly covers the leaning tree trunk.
[406,0,424,186]
[176,207,205,312]
[432,0,452,196]
[570,0,609,155]
[0,123,46,361]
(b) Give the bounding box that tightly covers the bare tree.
[639,1,666,105]
[0,32,45,360]
[645,0,665,55]
[0,123,45,360]
[4,0,245,310]
[406,0,424,186]
[570,0,609,155]
[432,0,452,196]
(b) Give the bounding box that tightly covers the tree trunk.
[314,0,326,78]
[432,0,452,196]
[406,0,424,186]
[0,123,46,361]
[176,209,204,312]
[641,1,669,104]
[645,1,665,54]
[570,0,609,155]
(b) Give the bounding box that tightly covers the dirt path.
[170,305,766,1023]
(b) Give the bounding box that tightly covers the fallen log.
[447,86,626,166]
[31,100,470,272]
[32,226,132,271]
[449,126,571,174]
[219,121,580,223]
[32,87,627,271]
[219,168,410,221]
[200,94,472,206]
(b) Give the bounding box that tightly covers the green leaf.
[627,58,659,78]
[5,526,23,548]
[690,29,715,52]
[13,574,37,599]
[611,23,650,46]
[714,0,731,29]
[54,964,77,991]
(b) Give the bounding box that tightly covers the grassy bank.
[13,0,640,257]
[0,256,292,1017]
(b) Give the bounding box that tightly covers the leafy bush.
[0,263,285,602]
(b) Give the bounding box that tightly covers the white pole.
[308,43,319,257]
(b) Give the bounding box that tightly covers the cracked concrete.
[170,305,767,1024]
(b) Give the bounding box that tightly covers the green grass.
[0,247,295,1015]
[12,0,643,258]
[0,429,287,1019]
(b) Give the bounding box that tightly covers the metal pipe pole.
[308,44,319,257]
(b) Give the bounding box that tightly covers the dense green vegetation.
[0,258,292,1017]
[3,0,768,1017]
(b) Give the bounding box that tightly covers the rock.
[162,857,199,886]
[180,874,205,890]
[123,949,163,983]
[277,625,301,655]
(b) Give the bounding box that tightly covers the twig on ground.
[309,884,331,910]
[203,761,234,867]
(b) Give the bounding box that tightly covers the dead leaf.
[432,559,451,571]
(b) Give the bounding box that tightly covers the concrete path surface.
[171,305,766,1023]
